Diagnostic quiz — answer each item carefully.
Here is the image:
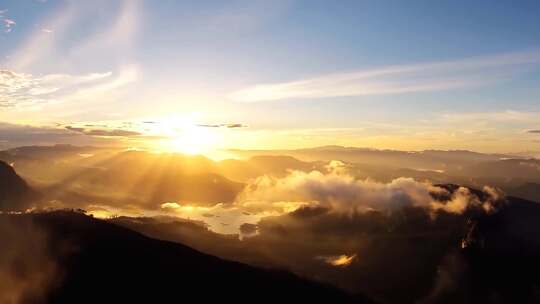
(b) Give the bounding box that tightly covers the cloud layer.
[65,126,141,137]
[236,167,504,216]
[0,122,127,148]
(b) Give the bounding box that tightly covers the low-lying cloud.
[236,168,504,216]
[430,185,504,214]
[0,122,126,149]
[65,126,141,137]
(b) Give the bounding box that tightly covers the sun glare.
[144,115,222,155]
[168,126,220,155]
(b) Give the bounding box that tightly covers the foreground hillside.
[0,211,368,304]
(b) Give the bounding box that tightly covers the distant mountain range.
[1,144,539,210]
[228,145,522,171]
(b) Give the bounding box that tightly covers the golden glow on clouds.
[87,209,115,219]
[160,202,209,213]
[317,254,357,267]
[159,202,261,234]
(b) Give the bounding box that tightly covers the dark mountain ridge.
[0,210,369,304]
[0,160,38,210]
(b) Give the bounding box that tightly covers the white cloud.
[236,169,504,215]
[0,69,115,108]
[57,65,139,104]
[161,202,181,210]
[1,9,15,33]
[230,50,540,102]
[0,1,141,112]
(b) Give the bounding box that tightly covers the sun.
[168,126,220,155]
[146,115,222,155]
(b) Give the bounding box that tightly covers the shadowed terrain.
[0,211,370,304]
[1,146,540,303]
[0,160,38,210]
[112,190,540,304]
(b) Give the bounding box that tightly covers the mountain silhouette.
[0,160,38,210]
[0,211,372,304]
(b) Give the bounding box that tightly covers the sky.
[1,0,540,155]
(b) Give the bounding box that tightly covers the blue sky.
[1,0,540,153]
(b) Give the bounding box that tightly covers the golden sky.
[1,0,540,154]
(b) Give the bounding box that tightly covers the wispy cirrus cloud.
[0,70,114,108]
[439,110,540,124]
[0,9,15,33]
[0,1,141,111]
[2,19,15,33]
[9,0,140,71]
[230,50,540,102]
